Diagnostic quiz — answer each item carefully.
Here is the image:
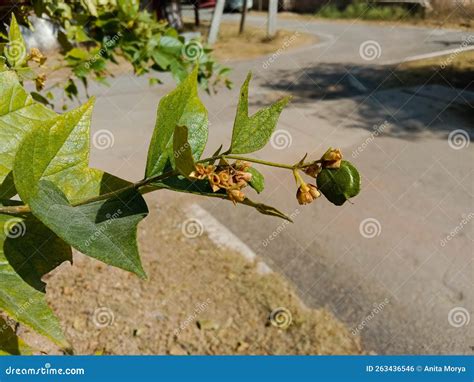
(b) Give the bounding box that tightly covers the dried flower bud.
[321,148,343,169]
[190,164,214,180]
[227,189,246,204]
[234,170,252,183]
[296,183,320,205]
[35,74,46,91]
[218,170,232,185]
[234,160,251,171]
[29,48,46,65]
[209,173,221,192]
[303,163,321,178]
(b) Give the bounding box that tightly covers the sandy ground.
[18,194,364,355]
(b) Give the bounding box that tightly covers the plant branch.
[0,205,31,215]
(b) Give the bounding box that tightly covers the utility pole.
[208,0,225,45]
[267,0,277,38]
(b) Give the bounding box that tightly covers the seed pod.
[316,160,360,206]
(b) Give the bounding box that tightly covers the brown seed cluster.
[296,183,320,205]
[190,161,253,204]
[296,148,343,205]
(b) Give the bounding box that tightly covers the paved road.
[88,16,473,354]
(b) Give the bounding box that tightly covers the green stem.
[0,154,320,215]
[198,154,297,170]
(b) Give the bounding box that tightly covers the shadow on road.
[256,62,473,140]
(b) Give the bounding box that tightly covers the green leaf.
[173,125,196,179]
[81,0,98,17]
[0,213,70,347]
[0,71,55,192]
[13,98,129,204]
[317,160,361,206]
[230,73,290,154]
[29,181,148,278]
[246,167,264,193]
[145,66,208,178]
[0,317,33,355]
[6,15,27,67]
[241,198,292,222]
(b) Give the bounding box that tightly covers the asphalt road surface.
[88,15,473,354]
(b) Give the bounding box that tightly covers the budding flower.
[227,188,246,204]
[321,148,343,169]
[296,183,320,205]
